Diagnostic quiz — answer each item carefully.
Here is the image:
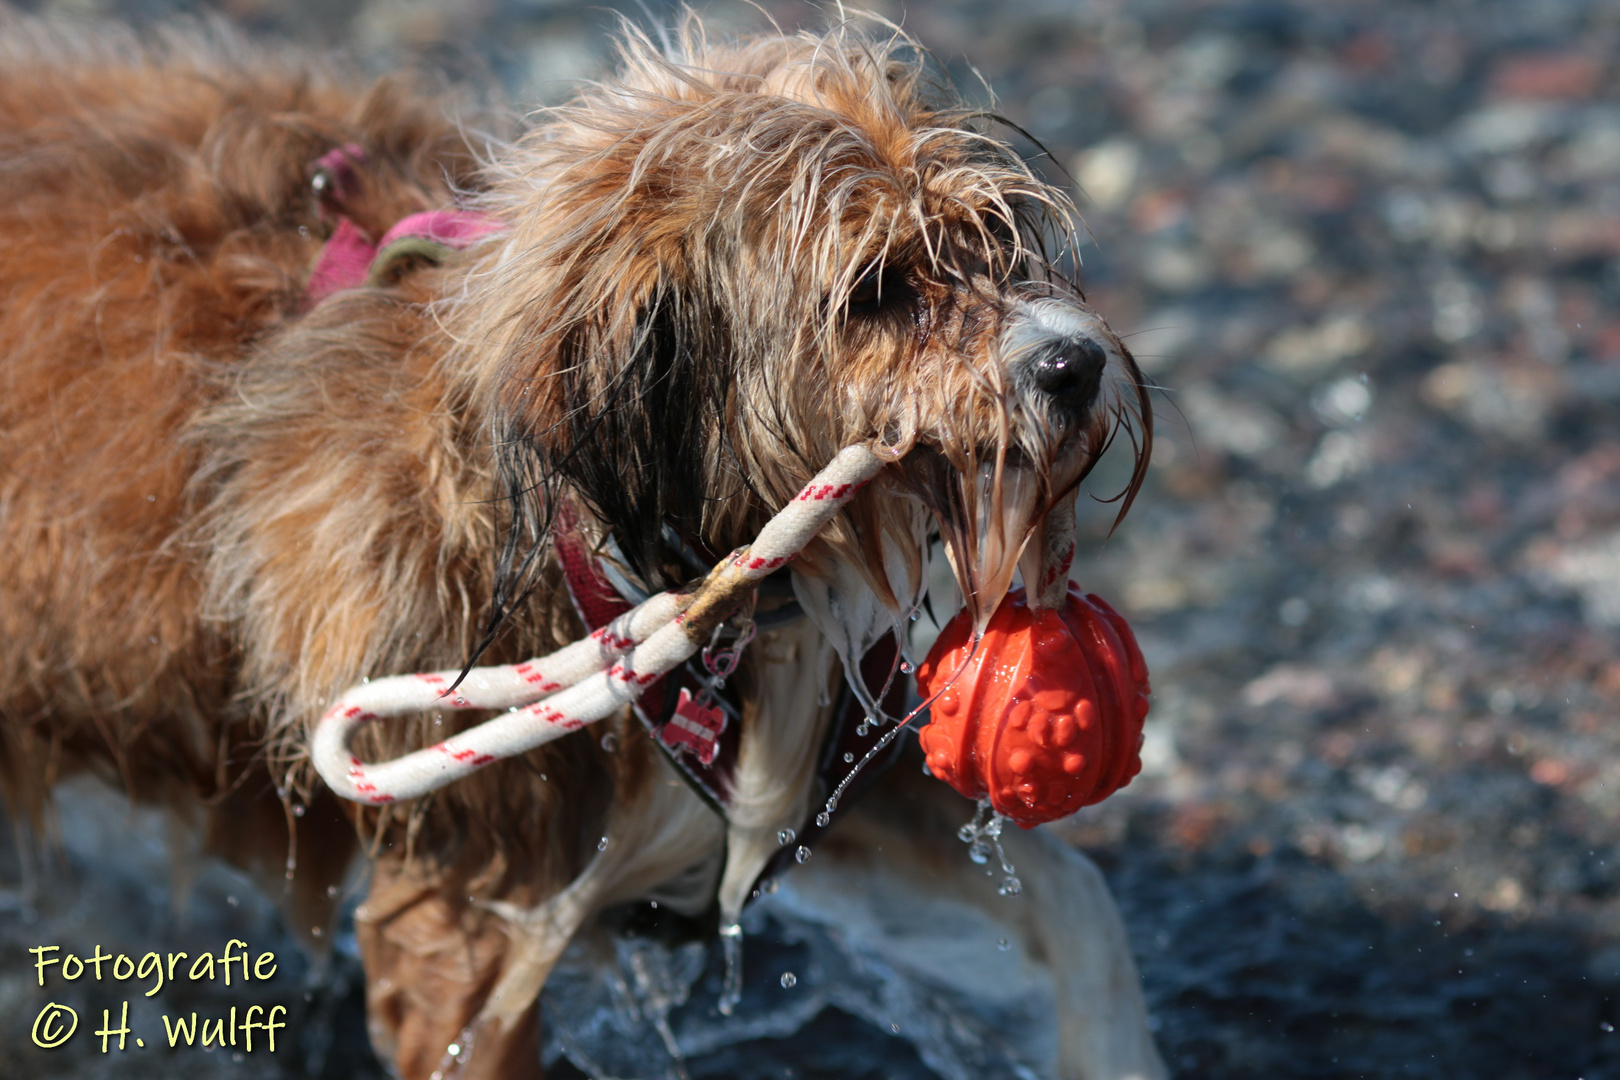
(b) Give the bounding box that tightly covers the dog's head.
[457,19,1149,658]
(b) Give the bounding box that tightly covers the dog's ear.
[475,221,737,609]
[544,282,729,589]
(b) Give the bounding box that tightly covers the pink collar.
[304,208,499,306]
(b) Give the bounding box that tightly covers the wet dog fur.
[0,12,1164,1078]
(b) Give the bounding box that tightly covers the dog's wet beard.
[893,314,1152,633]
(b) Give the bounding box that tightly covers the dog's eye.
[844,266,911,316]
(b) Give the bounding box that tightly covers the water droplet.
[795,845,812,864]
[447,1043,462,1057]
[311,925,324,937]
[1603,1021,1616,1033]
[718,922,744,1016]
[900,661,913,673]
[777,828,796,846]
[968,841,990,865]
[997,938,1011,951]
[890,1022,901,1034]
[761,878,779,894]
[779,971,797,988]
[816,812,831,828]
[597,836,610,851]
[326,885,339,898]
[856,722,869,736]
[998,876,1023,896]
[843,752,854,763]
[291,804,306,818]
[600,732,619,752]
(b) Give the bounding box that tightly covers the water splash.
[717,922,744,1016]
[539,882,1057,1080]
[819,634,986,835]
[957,799,1022,898]
[626,940,693,1080]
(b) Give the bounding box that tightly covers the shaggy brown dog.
[0,14,1163,1079]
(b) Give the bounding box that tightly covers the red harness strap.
[551,504,638,633]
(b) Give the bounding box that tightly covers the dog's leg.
[357,736,723,1080]
[794,759,1168,1080]
[714,617,839,940]
[476,742,724,1025]
[994,820,1168,1080]
[356,859,544,1080]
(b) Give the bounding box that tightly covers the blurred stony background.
[5,0,1620,1077]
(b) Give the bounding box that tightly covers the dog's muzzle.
[1003,299,1122,429]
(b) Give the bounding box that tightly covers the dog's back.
[0,26,466,808]
[0,37,610,1073]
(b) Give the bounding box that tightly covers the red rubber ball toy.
[915,585,1151,827]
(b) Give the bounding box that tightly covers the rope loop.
[314,444,887,804]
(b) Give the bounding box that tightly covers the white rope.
[313,445,886,804]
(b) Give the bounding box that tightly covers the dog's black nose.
[1031,337,1107,415]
